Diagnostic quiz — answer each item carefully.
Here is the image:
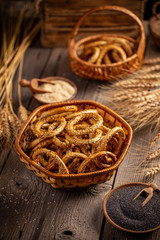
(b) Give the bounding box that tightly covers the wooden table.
[0,22,160,240]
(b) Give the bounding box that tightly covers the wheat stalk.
[143,57,160,65]
[145,164,160,179]
[135,72,160,79]
[140,64,160,73]
[17,56,30,124]
[0,4,40,149]
[151,133,160,147]
[146,149,160,161]
[18,105,29,124]
[101,58,160,132]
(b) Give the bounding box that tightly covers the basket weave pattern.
[68,5,145,81]
[15,100,132,189]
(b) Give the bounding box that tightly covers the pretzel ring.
[65,129,102,145]
[89,118,111,134]
[102,36,133,56]
[32,148,69,174]
[29,138,44,149]
[34,117,66,138]
[65,109,98,121]
[29,139,60,159]
[87,47,100,64]
[39,105,78,119]
[66,111,103,136]
[78,151,116,173]
[96,44,127,65]
[79,144,91,156]
[62,152,87,173]
[94,151,117,169]
[62,152,87,164]
[53,111,77,119]
[84,40,107,49]
[103,53,112,64]
[98,127,125,155]
[52,135,70,148]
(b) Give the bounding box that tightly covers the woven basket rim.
[15,100,133,179]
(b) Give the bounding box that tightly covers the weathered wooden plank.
[41,0,145,19]
[40,0,144,46]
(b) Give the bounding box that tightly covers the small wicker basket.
[15,100,133,189]
[149,1,160,49]
[68,5,145,81]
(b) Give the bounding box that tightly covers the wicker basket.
[68,5,145,81]
[149,1,160,49]
[15,100,133,189]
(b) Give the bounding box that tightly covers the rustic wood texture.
[0,22,160,240]
[38,0,145,46]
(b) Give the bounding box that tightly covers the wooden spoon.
[19,78,55,93]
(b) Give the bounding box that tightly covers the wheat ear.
[143,57,160,65]
[17,56,29,124]
[151,132,160,147]
[1,104,12,147]
[146,149,160,161]
[145,164,160,179]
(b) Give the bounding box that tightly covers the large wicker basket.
[68,5,145,81]
[15,100,133,189]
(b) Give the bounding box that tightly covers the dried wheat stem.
[122,109,160,131]
[131,91,160,103]
[18,56,24,106]
[8,111,17,139]
[151,133,160,147]
[135,72,160,79]
[115,79,160,89]
[18,105,29,124]
[0,49,18,77]
[8,100,21,132]
[131,89,160,103]
[119,67,134,74]
[17,56,29,124]
[143,57,160,65]
[146,149,160,161]
[140,64,160,73]
[113,90,149,102]
[145,164,160,178]
[136,98,160,110]
[0,107,4,145]
[0,6,40,149]
[1,104,12,146]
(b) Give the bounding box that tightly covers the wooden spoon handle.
[19,79,30,88]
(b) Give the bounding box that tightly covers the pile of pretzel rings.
[21,105,126,175]
[78,36,135,65]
